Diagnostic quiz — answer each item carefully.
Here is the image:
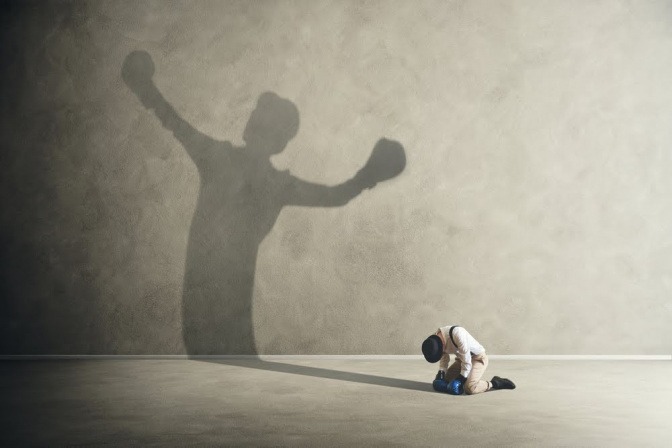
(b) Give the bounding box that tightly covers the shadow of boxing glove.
[122,51,155,91]
[122,51,161,109]
[353,138,406,190]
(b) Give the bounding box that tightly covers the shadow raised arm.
[285,138,406,207]
[122,51,213,162]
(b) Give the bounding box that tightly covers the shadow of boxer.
[122,51,406,355]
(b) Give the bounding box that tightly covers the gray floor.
[1,359,670,447]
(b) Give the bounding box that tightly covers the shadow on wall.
[122,51,406,354]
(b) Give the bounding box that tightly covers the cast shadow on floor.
[198,359,435,393]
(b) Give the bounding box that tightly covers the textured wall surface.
[2,0,671,355]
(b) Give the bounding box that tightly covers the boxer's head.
[243,92,299,155]
[422,334,443,363]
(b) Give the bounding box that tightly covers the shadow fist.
[122,50,155,94]
[354,138,406,190]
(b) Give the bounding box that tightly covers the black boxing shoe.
[491,376,516,390]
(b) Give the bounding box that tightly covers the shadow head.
[243,92,300,155]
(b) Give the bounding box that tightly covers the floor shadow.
[200,359,435,393]
[122,51,406,355]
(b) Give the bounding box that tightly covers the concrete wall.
[2,0,671,355]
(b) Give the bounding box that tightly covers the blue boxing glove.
[433,371,467,395]
[433,370,449,392]
[448,374,467,395]
[433,379,449,393]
